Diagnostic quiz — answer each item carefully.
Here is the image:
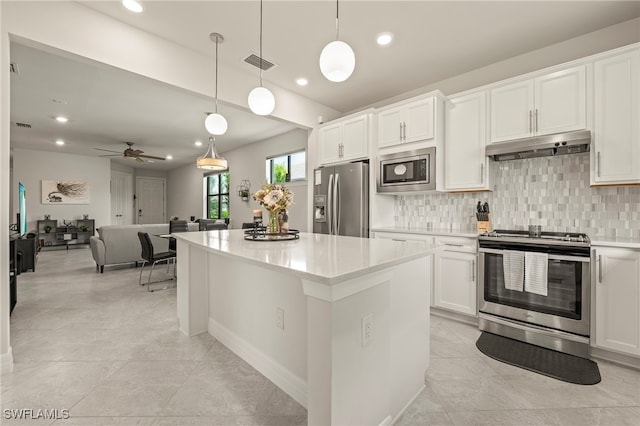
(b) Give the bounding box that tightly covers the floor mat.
[476,331,601,385]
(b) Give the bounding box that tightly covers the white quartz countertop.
[372,227,479,239]
[590,236,640,249]
[173,230,442,285]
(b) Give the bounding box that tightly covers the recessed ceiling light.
[122,0,143,13]
[376,32,394,46]
[55,116,68,123]
[195,140,203,147]
[55,140,65,146]
[296,78,309,86]
[166,155,173,160]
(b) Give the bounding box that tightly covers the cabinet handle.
[391,238,406,242]
[598,255,603,283]
[529,110,533,133]
[596,152,601,177]
[480,164,484,184]
[471,260,476,282]
[399,123,403,141]
[535,109,539,132]
[444,243,464,247]
[403,122,407,141]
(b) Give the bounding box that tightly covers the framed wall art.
[41,180,90,204]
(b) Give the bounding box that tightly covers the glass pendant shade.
[205,112,228,135]
[248,86,275,116]
[319,40,355,82]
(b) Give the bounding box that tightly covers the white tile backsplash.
[395,153,640,238]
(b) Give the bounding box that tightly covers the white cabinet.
[444,91,490,191]
[433,236,478,317]
[490,65,586,143]
[592,48,640,185]
[594,247,640,357]
[377,97,434,148]
[318,113,370,165]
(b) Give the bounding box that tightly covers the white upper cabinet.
[377,97,434,148]
[445,91,489,191]
[490,65,586,143]
[318,112,371,165]
[592,48,640,185]
[594,247,640,357]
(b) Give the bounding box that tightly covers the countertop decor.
[253,182,294,234]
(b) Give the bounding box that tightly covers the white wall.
[12,149,111,232]
[167,163,206,221]
[225,128,309,231]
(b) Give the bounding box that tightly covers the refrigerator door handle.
[334,173,340,235]
[327,173,334,235]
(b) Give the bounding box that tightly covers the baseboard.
[431,307,478,327]
[208,318,308,408]
[591,347,640,371]
[1,347,14,373]
[390,384,425,425]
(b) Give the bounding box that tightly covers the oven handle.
[478,247,590,263]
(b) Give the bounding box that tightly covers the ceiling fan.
[94,142,166,163]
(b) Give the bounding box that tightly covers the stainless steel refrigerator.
[313,162,369,237]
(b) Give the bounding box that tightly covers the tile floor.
[2,248,639,425]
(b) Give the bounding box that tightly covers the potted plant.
[240,189,250,201]
[79,225,88,232]
[43,225,52,233]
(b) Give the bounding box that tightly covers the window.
[266,150,306,184]
[206,172,230,219]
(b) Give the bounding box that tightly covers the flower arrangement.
[253,182,294,212]
[253,183,294,233]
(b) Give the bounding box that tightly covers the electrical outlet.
[361,313,374,347]
[276,307,284,330]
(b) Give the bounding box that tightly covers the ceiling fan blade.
[137,154,166,160]
[135,157,144,163]
[94,148,122,154]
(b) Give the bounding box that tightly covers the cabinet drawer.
[434,236,477,253]
[373,232,434,245]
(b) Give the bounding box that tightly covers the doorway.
[135,177,166,224]
[111,171,133,225]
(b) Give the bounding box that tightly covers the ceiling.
[9,1,640,170]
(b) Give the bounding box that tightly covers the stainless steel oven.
[376,147,435,193]
[478,230,591,358]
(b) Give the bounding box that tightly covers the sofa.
[89,223,198,273]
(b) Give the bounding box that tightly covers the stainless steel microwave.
[377,147,436,193]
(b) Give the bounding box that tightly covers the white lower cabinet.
[433,248,477,316]
[593,247,640,356]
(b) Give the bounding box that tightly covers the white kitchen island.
[173,230,442,425]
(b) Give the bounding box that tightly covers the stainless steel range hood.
[486,130,591,161]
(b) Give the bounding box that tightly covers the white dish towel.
[503,250,524,291]
[525,252,549,296]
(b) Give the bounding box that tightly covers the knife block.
[477,214,492,233]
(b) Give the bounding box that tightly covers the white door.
[592,50,640,185]
[594,248,640,356]
[445,91,488,191]
[377,107,403,148]
[136,177,166,224]
[341,115,368,161]
[534,65,586,136]
[111,171,132,225]
[433,250,477,316]
[490,80,533,142]
[403,97,434,144]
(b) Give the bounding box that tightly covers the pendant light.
[205,33,228,135]
[196,136,227,170]
[247,0,275,115]
[319,0,355,82]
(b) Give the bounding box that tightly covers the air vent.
[244,53,275,71]
[9,63,19,74]
[15,122,32,129]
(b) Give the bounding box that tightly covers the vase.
[267,210,280,234]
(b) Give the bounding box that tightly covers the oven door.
[478,248,590,336]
